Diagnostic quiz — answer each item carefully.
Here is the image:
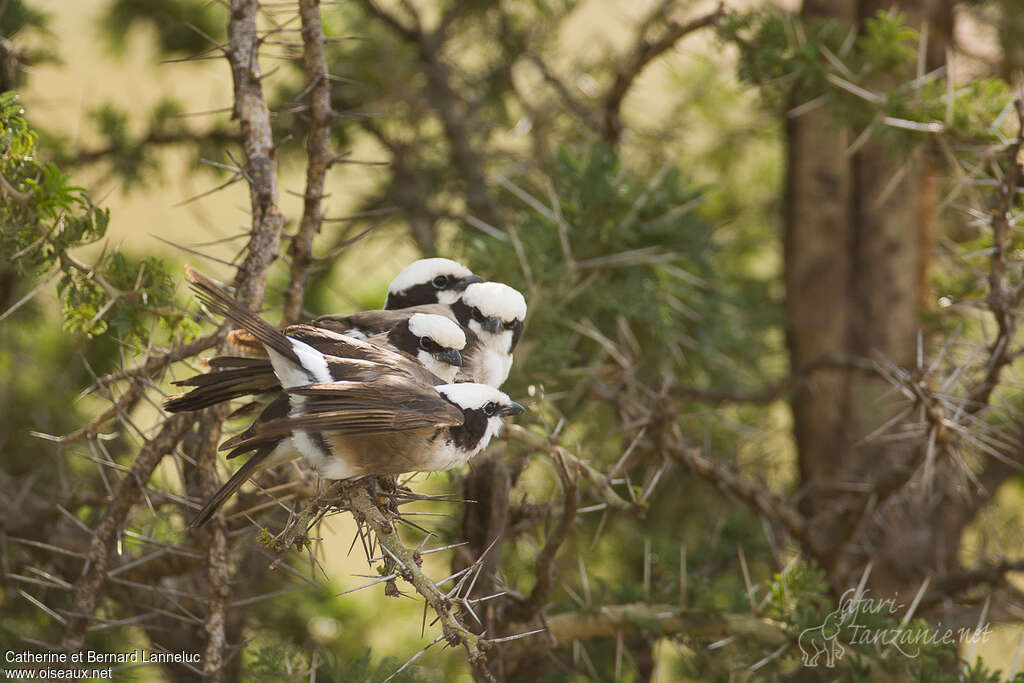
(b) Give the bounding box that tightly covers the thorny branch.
[62,127,239,169]
[283,0,334,324]
[602,1,725,145]
[346,484,496,681]
[227,0,285,308]
[355,0,503,232]
[195,408,230,681]
[661,437,817,555]
[85,332,219,394]
[508,450,578,622]
[60,414,193,653]
[966,98,1024,410]
[504,425,646,518]
[545,602,786,647]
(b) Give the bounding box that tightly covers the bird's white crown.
[462,282,527,322]
[388,258,474,294]
[436,382,513,411]
[408,313,466,350]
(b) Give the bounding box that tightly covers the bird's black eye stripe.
[484,401,498,417]
[472,307,486,322]
[432,275,449,289]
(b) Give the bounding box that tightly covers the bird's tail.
[164,358,277,412]
[185,266,300,365]
[189,442,276,528]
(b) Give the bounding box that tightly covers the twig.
[60,414,193,654]
[602,2,725,144]
[546,603,787,646]
[346,484,496,680]
[508,450,578,621]
[227,0,286,308]
[282,0,333,324]
[662,436,816,555]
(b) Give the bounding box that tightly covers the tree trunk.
[786,0,954,591]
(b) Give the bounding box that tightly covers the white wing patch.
[408,313,466,349]
[463,282,527,321]
[266,338,332,389]
[388,258,473,295]
[291,338,332,383]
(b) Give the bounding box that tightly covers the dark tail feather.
[189,442,277,528]
[163,364,277,412]
[185,266,298,364]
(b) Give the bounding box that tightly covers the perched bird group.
[165,259,528,528]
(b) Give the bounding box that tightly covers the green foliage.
[464,143,776,405]
[100,0,226,56]
[0,93,108,271]
[719,9,1011,151]
[0,1,57,91]
[0,92,192,345]
[248,643,420,682]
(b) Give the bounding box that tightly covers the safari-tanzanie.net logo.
[798,587,991,668]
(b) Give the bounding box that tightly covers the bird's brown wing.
[223,375,461,452]
[312,305,454,336]
[227,322,439,384]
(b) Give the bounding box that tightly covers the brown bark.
[283,0,333,325]
[786,0,953,589]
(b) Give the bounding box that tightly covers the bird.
[165,312,467,413]
[227,257,528,388]
[179,267,525,527]
[314,281,526,388]
[382,257,484,312]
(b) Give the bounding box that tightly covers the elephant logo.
[798,606,849,668]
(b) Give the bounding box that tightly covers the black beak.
[454,274,485,291]
[500,402,526,417]
[480,316,503,334]
[434,348,463,367]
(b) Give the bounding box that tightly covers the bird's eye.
[419,337,435,351]
[472,307,486,322]
[484,402,498,417]
[432,275,449,289]
[503,320,517,330]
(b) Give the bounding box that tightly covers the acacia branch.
[283,0,334,324]
[546,602,787,646]
[195,408,231,681]
[61,413,193,653]
[966,98,1024,410]
[61,128,239,168]
[527,55,601,133]
[87,332,219,391]
[504,425,645,517]
[602,2,725,145]
[508,450,578,622]
[920,558,1024,611]
[346,484,496,680]
[356,0,502,233]
[663,438,816,555]
[227,0,285,308]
